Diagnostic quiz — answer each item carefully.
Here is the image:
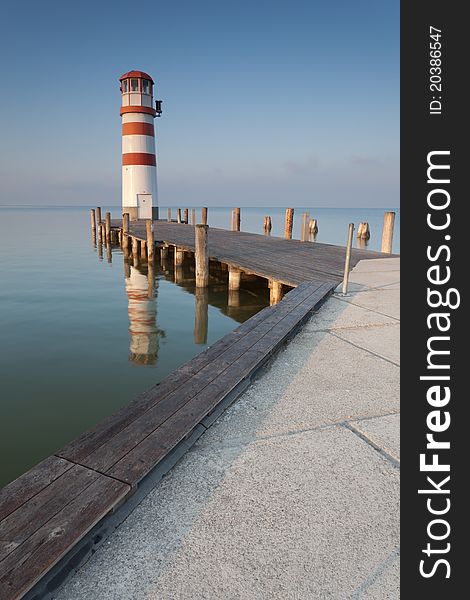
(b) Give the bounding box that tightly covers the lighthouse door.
[137,194,152,220]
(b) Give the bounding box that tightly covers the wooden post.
[232,207,240,231]
[183,208,189,224]
[194,288,208,345]
[309,218,318,235]
[97,240,103,260]
[105,212,111,242]
[263,216,272,234]
[146,219,154,262]
[300,212,309,242]
[167,208,172,222]
[381,212,395,253]
[342,223,355,295]
[132,236,140,261]
[284,208,294,239]
[106,241,112,263]
[140,240,147,259]
[190,208,196,225]
[110,229,118,244]
[177,209,182,223]
[122,212,130,237]
[96,207,102,226]
[90,209,96,233]
[195,224,209,287]
[228,266,241,290]
[174,247,185,266]
[270,280,283,305]
[161,244,169,260]
[357,222,370,240]
[201,207,208,225]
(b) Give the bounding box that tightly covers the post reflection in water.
[124,262,163,365]
[194,287,209,345]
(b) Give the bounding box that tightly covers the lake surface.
[0,206,399,487]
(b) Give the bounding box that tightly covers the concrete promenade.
[55,257,400,600]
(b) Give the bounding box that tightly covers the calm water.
[0,206,399,487]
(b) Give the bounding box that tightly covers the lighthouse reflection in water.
[124,262,164,365]
[117,248,271,368]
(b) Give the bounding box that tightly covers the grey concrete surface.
[54,258,400,600]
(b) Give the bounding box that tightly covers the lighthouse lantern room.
[120,70,161,221]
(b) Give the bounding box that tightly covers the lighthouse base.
[123,207,159,222]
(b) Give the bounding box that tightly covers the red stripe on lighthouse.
[122,153,156,166]
[122,122,155,136]
[120,106,157,117]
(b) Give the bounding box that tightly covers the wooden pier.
[0,214,395,600]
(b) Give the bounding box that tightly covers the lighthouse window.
[122,79,128,93]
[142,79,150,94]
[130,78,139,92]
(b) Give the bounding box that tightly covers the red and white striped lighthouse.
[120,70,162,221]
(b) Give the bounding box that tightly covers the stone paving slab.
[333,322,400,365]
[304,296,397,332]
[350,414,400,462]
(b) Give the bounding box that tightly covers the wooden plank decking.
[0,221,394,599]
[122,220,386,286]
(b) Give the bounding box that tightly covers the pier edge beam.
[195,224,209,288]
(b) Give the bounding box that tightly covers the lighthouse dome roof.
[119,70,154,83]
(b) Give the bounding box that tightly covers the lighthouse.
[120,70,162,221]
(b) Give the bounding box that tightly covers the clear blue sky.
[0,0,399,207]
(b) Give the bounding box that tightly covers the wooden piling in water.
[195,224,209,288]
[232,207,240,231]
[309,218,318,235]
[381,212,395,253]
[228,266,241,290]
[270,280,283,305]
[357,222,370,240]
[201,207,208,225]
[90,209,96,233]
[284,208,294,240]
[106,242,112,263]
[105,212,111,242]
[132,236,140,261]
[300,212,310,242]
[183,208,189,224]
[263,216,272,233]
[190,208,196,226]
[140,240,147,259]
[167,208,172,222]
[174,247,185,266]
[146,219,154,262]
[121,213,129,246]
[161,244,169,261]
[96,207,102,227]
[177,209,182,224]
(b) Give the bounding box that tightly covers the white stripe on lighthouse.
[122,135,156,155]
